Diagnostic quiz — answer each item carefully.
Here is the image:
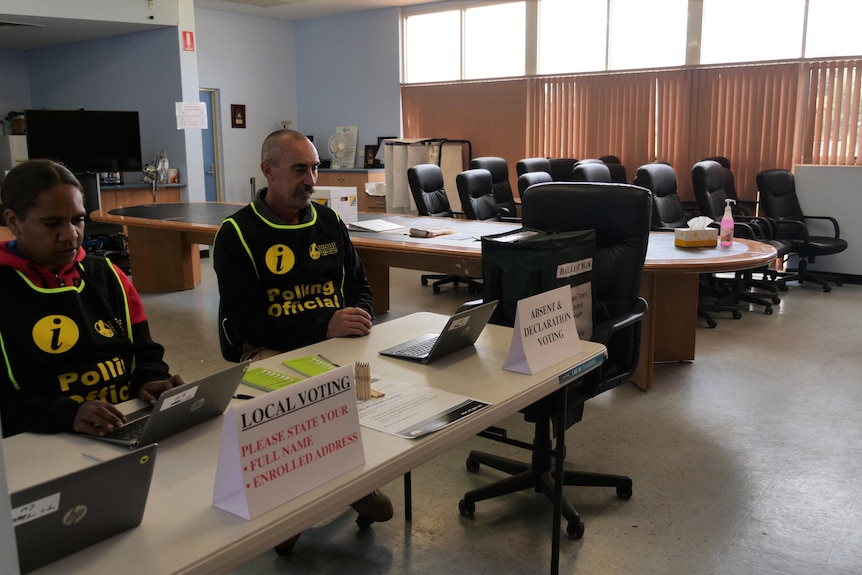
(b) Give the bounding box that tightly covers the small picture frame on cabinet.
[364,145,378,168]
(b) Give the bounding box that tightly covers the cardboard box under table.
[313,186,358,223]
[674,228,717,248]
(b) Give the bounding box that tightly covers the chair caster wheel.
[458,498,475,516]
[771,296,781,304]
[433,285,441,293]
[567,520,585,539]
[356,515,373,530]
[465,457,480,473]
[421,277,429,286]
[706,319,717,328]
[617,481,633,499]
[764,306,773,315]
[731,310,742,319]
[823,285,832,292]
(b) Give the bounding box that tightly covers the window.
[805,0,862,58]
[701,0,805,64]
[403,10,460,83]
[608,0,687,70]
[464,2,525,79]
[538,0,607,74]
[402,0,862,83]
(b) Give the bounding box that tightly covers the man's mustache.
[294,184,314,196]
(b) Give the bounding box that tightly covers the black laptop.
[93,361,249,448]
[379,300,498,364]
[11,444,158,573]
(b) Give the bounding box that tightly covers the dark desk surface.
[109,202,242,226]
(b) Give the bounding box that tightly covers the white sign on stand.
[503,285,582,375]
[213,365,365,520]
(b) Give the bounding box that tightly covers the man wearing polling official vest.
[212,129,390,554]
[0,160,185,438]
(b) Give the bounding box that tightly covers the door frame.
[199,88,225,202]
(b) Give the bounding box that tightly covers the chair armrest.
[802,215,841,238]
[774,217,810,242]
[591,297,648,346]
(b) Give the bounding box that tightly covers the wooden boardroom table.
[92,204,777,390]
[7,313,606,575]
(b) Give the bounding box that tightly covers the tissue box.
[674,228,717,248]
[313,186,358,223]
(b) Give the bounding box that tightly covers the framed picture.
[230,104,246,129]
[364,145,378,168]
[375,136,396,167]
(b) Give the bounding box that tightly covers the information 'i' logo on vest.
[309,243,321,260]
[265,244,295,274]
[32,315,79,354]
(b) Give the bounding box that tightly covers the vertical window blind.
[402,59,862,202]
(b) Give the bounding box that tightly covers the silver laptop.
[94,361,249,448]
[11,444,158,573]
[379,300,498,364]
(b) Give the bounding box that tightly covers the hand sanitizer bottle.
[720,198,736,247]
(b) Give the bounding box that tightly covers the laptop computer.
[94,361,249,448]
[11,444,158,573]
[379,300,498,364]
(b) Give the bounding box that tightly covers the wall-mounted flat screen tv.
[24,109,143,174]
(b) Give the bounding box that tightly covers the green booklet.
[282,355,339,377]
[242,367,303,392]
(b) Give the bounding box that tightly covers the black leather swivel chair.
[515,157,552,177]
[517,171,553,198]
[756,169,847,291]
[470,156,517,219]
[599,155,628,183]
[572,160,612,182]
[407,164,482,293]
[455,168,500,221]
[459,182,650,538]
[548,158,577,181]
[634,162,740,327]
[692,160,783,313]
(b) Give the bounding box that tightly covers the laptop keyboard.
[398,337,438,358]
[102,416,148,442]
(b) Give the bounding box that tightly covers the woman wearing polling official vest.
[0,159,185,438]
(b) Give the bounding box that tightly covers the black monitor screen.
[24,109,143,173]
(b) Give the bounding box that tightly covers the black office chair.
[691,160,782,314]
[548,158,577,181]
[459,182,650,538]
[517,171,553,198]
[756,169,847,292]
[571,160,612,182]
[470,156,517,219]
[455,168,500,221]
[407,164,482,294]
[634,162,740,327]
[599,155,628,183]
[515,157,552,177]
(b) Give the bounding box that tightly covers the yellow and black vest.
[0,256,136,405]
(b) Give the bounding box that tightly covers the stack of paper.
[348,219,406,233]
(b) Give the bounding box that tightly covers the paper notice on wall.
[176,102,208,130]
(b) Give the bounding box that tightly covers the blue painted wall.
[294,8,403,165]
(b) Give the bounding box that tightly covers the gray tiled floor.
[139,259,862,575]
